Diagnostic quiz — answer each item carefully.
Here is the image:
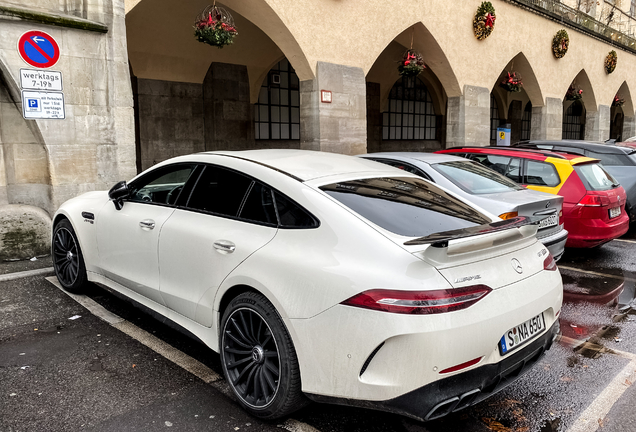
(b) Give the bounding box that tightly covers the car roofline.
[443,146,570,160]
[205,152,304,182]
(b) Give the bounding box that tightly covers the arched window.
[490,94,501,143]
[521,102,532,141]
[562,101,585,140]
[382,77,436,140]
[254,59,300,140]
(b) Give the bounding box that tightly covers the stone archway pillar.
[530,97,562,140]
[445,85,490,148]
[585,105,611,141]
[300,62,366,155]
[623,116,636,140]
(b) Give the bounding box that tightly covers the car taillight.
[578,194,610,207]
[559,209,563,225]
[498,211,518,220]
[341,285,492,315]
[543,253,557,271]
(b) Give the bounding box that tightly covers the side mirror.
[108,181,129,210]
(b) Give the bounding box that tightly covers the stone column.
[508,100,523,144]
[445,85,490,148]
[300,62,366,155]
[623,116,636,140]
[585,105,611,142]
[203,62,253,151]
[530,97,562,140]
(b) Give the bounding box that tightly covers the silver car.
[361,152,568,260]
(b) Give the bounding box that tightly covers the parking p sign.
[21,90,65,119]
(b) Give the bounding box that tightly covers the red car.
[436,147,629,248]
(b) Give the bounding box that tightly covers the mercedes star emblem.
[511,258,523,274]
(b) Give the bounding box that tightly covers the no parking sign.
[17,30,60,69]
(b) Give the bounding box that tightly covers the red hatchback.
[437,147,629,248]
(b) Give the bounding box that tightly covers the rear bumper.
[564,213,629,248]
[307,319,561,422]
[537,227,568,261]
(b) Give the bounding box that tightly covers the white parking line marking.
[46,276,221,383]
[45,277,322,431]
[613,238,636,244]
[558,265,636,283]
[0,267,54,282]
[565,359,636,432]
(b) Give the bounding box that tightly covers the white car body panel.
[159,209,278,325]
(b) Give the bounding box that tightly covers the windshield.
[320,177,491,237]
[432,160,523,194]
[574,163,619,191]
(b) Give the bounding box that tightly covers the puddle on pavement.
[558,265,636,361]
[539,417,561,432]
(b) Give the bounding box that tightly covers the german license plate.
[499,313,545,355]
[538,214,558,229]
[609,207,621,219]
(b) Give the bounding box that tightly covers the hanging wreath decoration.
[552,29,569,59]
[565,85,583,101]
[398,50,425,77]
[605,50,617,74]
[473,2,496,41]
[194,3,238,49]
[500,72,523,92]
[612,94,625,107]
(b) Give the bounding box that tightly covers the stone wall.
[136,79,204,172]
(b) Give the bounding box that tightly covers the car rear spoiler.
[404,216,547,248]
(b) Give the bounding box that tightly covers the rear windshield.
[320,177,491,237]
[432,160,523,194]
[574,163,619,191]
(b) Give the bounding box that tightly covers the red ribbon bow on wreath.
[485,13,496,28]
[404,52,416,66]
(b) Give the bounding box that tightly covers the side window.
[525,160,560,187]
[585,151,627,166]
[274,192,318,228]
[507,158,523,183]
[186,165,253,217]
[129,165,196,205]
[478,155,512,177]
[238,183,278,225]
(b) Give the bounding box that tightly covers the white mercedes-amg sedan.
[52,150,563,422]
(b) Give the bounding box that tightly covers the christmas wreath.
[552,30,569,59]
[194,4,238,48]
[473,2,496,41]
[565,85,583,101]
[398,50,425,77]
[605,50,617,74]
[500,72,523,93]
[613,94,625,107]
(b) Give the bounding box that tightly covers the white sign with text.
[21,90,65,119]
[20,68,63,91]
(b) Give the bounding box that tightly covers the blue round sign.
[18,30,60,69]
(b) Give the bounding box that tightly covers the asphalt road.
[2,236,636,432]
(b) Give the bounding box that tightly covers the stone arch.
[126,0,313,83]
[611,81,634,141]
[366,22,461,100]
[0,57,52,213]
[495,52,544,108]
[564,69,597,112]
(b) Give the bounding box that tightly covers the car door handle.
[139,219,156,230]
[213,240,236,254]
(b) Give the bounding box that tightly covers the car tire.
[52,218,88,293]
[220,291,306,419]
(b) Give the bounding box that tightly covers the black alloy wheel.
[52,219,87,293]
[221,292,306,419]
